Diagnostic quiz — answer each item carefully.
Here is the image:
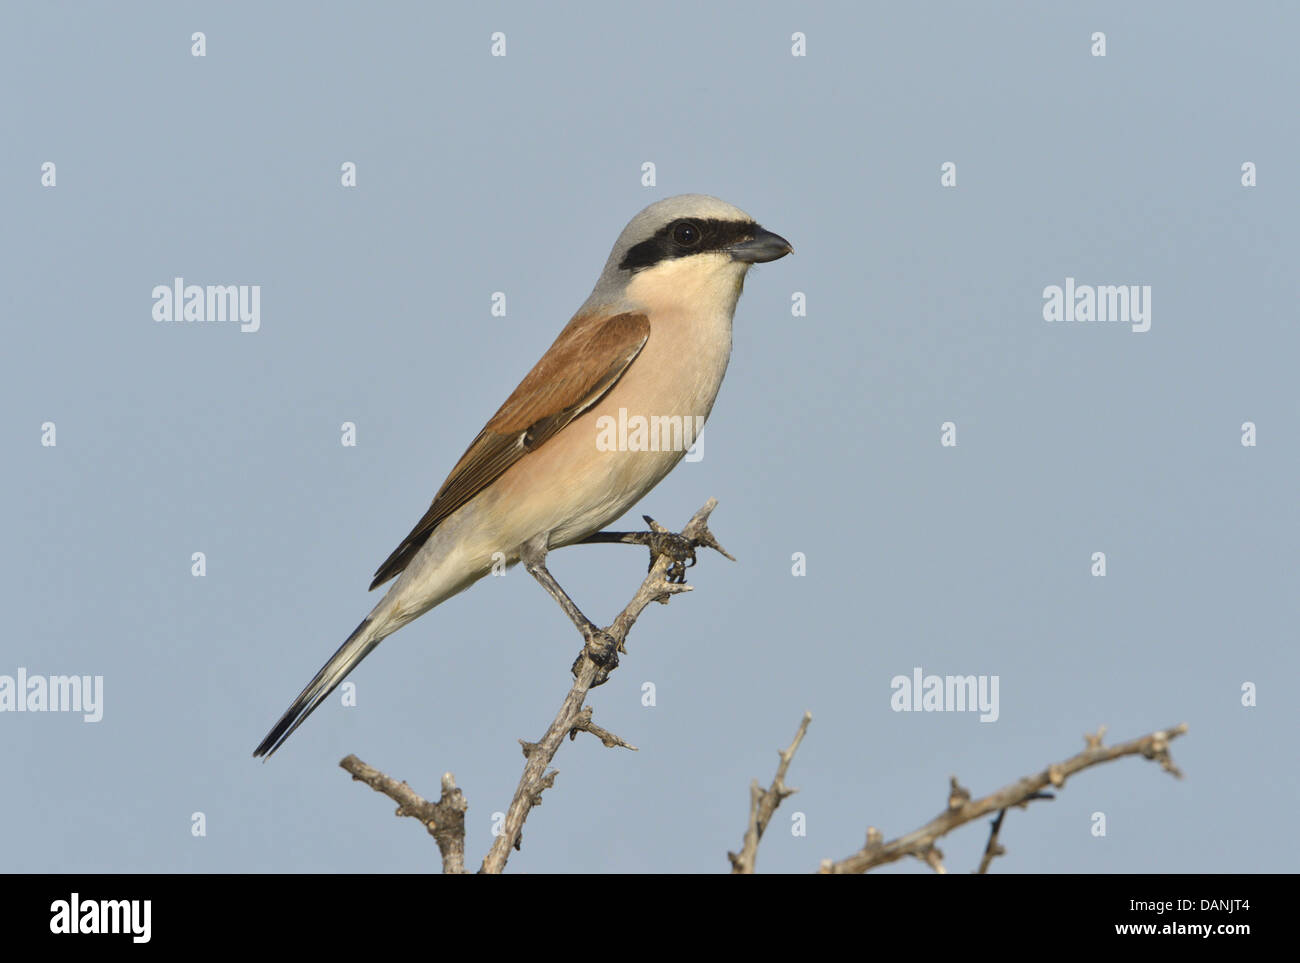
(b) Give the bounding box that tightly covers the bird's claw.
[647,531,696,583]
[572,628,619,686]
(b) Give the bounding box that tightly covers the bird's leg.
[519,535,618,684]
[578,514,725,584]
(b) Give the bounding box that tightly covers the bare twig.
[480,499,732,874]
[975,809,1007,874]
[566,706,638,751]
[340,756,468,874]
[728,711,812,874]
[818,723,1188,874]
[974,786,1054,874]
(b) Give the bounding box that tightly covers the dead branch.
[728,711,812,874]
[339,756,468,874]
[480,498,732,873]
[339,499,731,874]
[817,723,1188,874]
[975,809,1008,874]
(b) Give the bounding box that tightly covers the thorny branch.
[339,755,468,874]
[340,499,732,874]
[338,500,1188,876]
[815,723,1188,874]
[728,712,812,874]
[481,498,732,873]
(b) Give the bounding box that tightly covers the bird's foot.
[577,510,735,585]
[572,627,619,687]
[645,528,697,584]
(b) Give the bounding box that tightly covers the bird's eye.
[672,221,701,246]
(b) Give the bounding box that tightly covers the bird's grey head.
[584,194,792,309]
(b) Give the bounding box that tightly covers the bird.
[254,193,792,758]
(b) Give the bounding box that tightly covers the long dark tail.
[253,617,384,760]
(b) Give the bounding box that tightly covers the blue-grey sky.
[3,1,1295,873]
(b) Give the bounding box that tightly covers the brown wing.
[368,311,650,590]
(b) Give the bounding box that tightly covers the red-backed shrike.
[255,194,792,758]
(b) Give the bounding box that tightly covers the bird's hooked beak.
[728,226,794,264]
